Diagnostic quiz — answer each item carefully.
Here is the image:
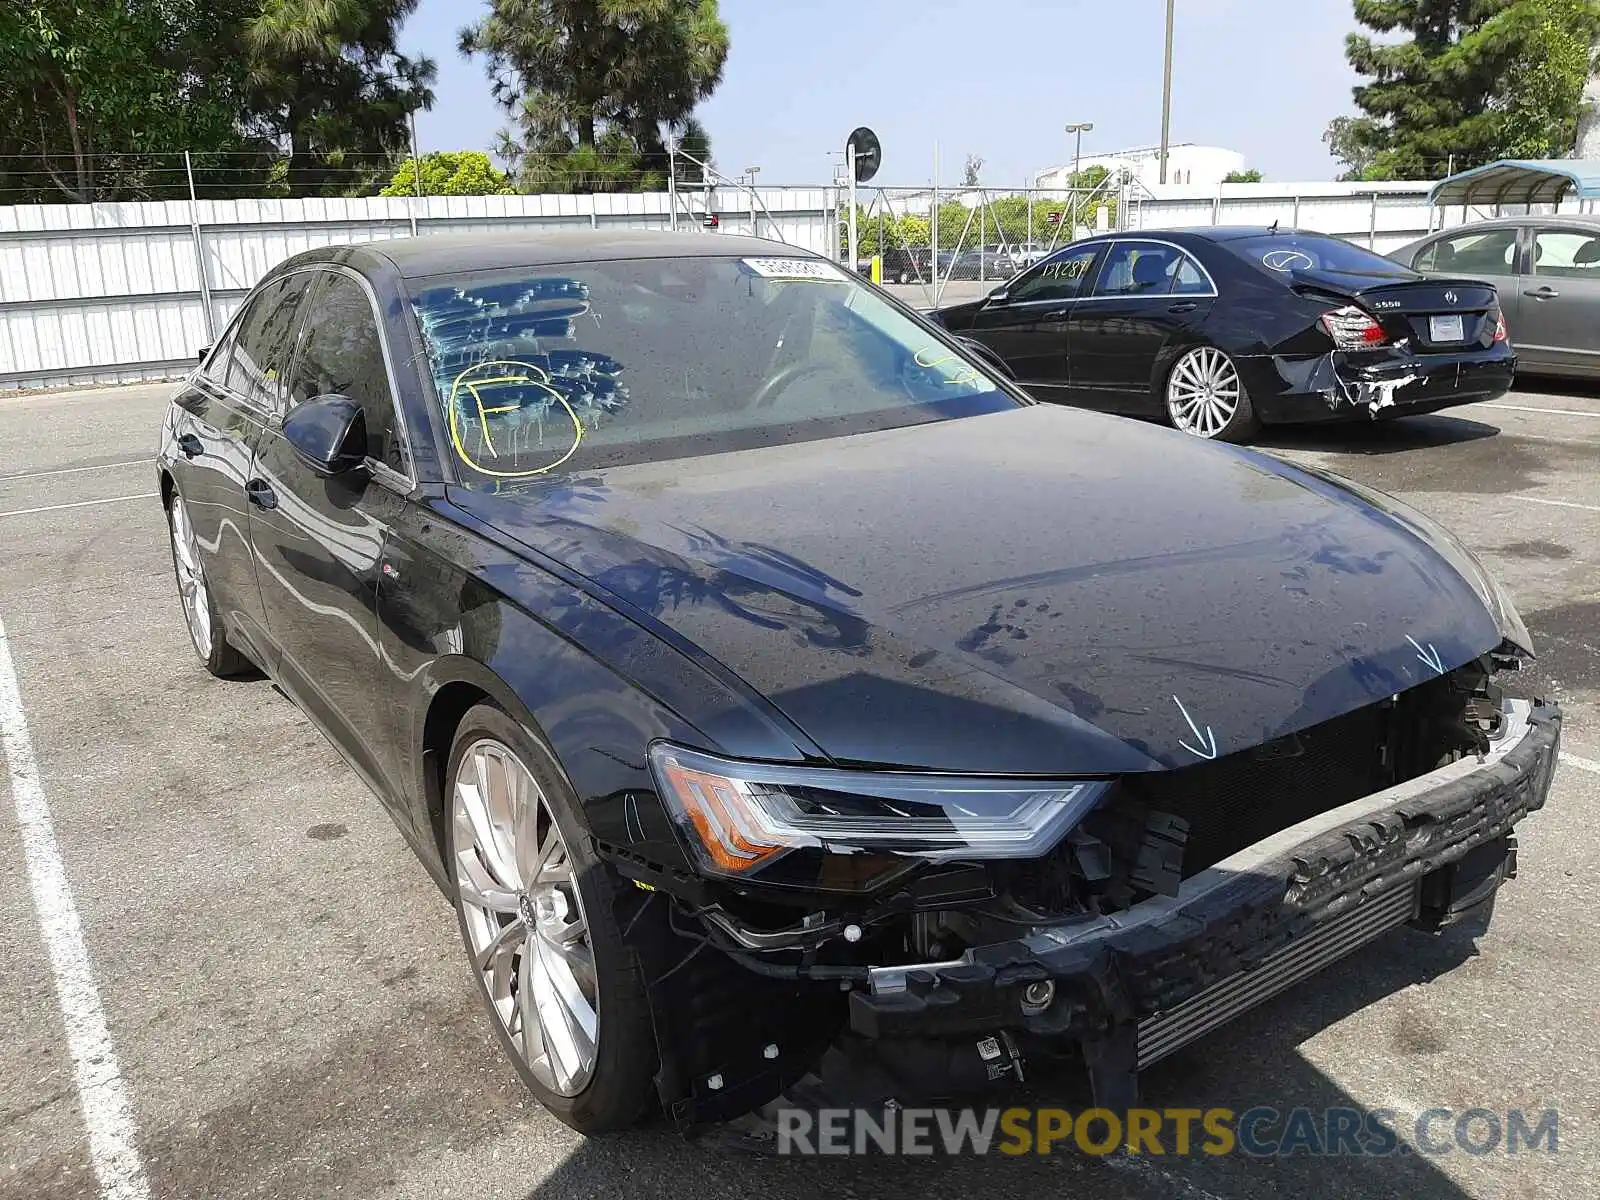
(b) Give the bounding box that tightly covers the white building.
[1035,143,1249,192]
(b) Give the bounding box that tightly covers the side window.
[1170,254,1213,295]
[1532,229,1600,279]
[1093,242,1184,297]
[1006,244,1101,304]
[201,316,242,386]
[287,273,405,475]
[1418,229,1517,275]
[227,275,311,410]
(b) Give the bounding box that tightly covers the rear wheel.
[446,704,656,1133]
[166,489,252,677]
[1165,345,1259,442]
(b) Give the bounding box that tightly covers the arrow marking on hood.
[1173,694,1220,761]
[1406,635,1446,677]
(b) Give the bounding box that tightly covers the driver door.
[960,242,1104,401]
[246,267,412,809]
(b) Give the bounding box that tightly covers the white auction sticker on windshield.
[741,257,846,281]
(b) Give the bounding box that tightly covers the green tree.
[381,150,515,195]
[247,0,436,196]
[1329,0,1600,180]
[460,0,728,193]
[0,0,260,202]
[1223,168,1264,183]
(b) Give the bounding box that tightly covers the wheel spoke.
[452,735,600,1098]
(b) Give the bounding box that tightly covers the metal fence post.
[1291,191,1301,230]
[184,152,217,343]
[1369,191,1379,249]
[668,144,678,231]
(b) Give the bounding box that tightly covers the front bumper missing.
[850,698,1560,1063]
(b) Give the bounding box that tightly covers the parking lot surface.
[2,379,1597,1199]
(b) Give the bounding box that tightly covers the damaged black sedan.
[934,228,1516,441]
[157,231,1558,1136]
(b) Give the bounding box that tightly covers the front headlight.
[648,743,1110,892]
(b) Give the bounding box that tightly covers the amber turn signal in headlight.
[648,743,1111,882]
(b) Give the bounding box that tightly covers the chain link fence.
[836,179,1139,305]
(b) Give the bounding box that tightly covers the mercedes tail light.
[1493,308,1508,343]
[1321,305,1390,350]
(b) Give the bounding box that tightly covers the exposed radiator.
[1137,883,1420,1070]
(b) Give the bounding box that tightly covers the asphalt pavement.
[1,378,1598,1199]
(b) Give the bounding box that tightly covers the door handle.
[1168,302,1199,313]
[1042,308,1071,321]
[245,478,278,510]
[1524,286,1560,299]
[177,433,204,459]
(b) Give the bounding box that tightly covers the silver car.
[1392,216,1600,378]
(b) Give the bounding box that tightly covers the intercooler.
[1136,881,1421,1069]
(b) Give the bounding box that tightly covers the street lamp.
[743,165,761,234]
[1159,0,1175,184]
[1064,122,1093,231]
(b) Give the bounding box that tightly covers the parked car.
[1392,216,1600,378]
[160,230,1557,1135]
[944,248,1020,280]
[854,245,931,284]
[933,227,1515,441]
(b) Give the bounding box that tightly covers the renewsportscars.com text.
[776,1106,1559,1158]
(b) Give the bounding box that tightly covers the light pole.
[1064,121,1093,232]
[1159,0,1175,184]
[743,165,761,234]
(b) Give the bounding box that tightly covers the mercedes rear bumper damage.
[612,661,1561,1131]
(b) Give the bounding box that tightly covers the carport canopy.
[1429,159,1600,207]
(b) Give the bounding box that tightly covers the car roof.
[337,229,809,280]
[1422,214,1600,234]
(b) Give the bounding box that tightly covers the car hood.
[450,406,1503,775]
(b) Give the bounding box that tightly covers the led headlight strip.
[649,743,1111,879]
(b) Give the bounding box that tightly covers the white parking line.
[1563,753,1600,776]
[0,616,150,1200]
[0,493,157,521]
[0,459,149,483]
[1481,403,1600,418]
[1520,496,1600,514]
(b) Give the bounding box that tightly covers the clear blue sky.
[401,0,1364,185]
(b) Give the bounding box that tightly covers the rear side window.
[227,275,311,410]
[1006,243,1101,303]
[1093,242,1209,296]
[288,273,406,475]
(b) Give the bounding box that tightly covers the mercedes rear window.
[1231,233,1416,280]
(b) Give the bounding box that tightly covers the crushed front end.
[608,654,1559,1129]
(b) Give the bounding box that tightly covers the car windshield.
[1231,233,1416,280]
[407,254,1016,485]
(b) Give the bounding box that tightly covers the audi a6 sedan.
[159,231,1559,1134]
[934,228,1516,442]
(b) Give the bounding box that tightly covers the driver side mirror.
[986,286,1010,306]
[283,394,368,477]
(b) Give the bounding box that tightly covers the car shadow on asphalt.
[1254,414,1502,457]
[519,916,1497,1200]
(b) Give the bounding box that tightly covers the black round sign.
[847,127,881,183]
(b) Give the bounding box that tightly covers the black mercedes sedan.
[933,227,1516,441]
[158,231,1559,1135]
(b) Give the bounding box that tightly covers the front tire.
[1164,345,1260,442]
[166,489,252,677]
[445,704,656,1133]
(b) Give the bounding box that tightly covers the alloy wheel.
[1167,346,1242,439]
[452,738,599,1097]
[169,500,213,660]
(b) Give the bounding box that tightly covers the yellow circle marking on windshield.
[914,346,982,386]
[447,359,585,479]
